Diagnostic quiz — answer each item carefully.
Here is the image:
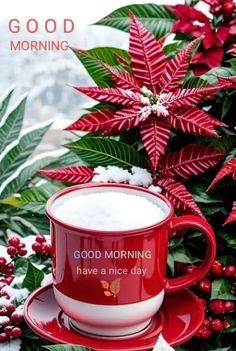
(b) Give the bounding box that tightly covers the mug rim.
[46,183,174,236]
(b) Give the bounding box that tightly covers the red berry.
[18,243,26,248]
[0,257,7,269]
[224,301,235,312]
[10,312,23,324]
[42,243,51,255]
[202,318,211,328]
[184,265,197,275]
[5,267,13,275]
[198,278,212,293]
[4,275,15,286]
[0,308,8,316]
[211,319,223,331]
[32,242,42,253]
[196,326,212,339]
[6,303,15,315]
[211,260,223,277]
[7,237,20,248]
[36,235,46,244]
[10,327,22,338]
[4,325,14,335]
[223,319,231,329]
[0,316,10,327]
[209,300,226,315]
[7,246,17,257]
[222,1,235,16]
[0,332,8,343]
[18,248,27,257]
[223,265,236,278]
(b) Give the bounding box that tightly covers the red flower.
[66,14,228,171]
[169,4,232,73]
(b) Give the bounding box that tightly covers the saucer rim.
[24,283,204,350]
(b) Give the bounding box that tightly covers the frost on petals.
[138,87,169,121]
[153,334,175,351]
[92,166,152,187]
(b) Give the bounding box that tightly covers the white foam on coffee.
[52,191,167,231]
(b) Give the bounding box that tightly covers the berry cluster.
[7,237,27,258]
[32,235,51,256]
[0,257,14,286]
[0,281,23,343]
[193,260,236,339]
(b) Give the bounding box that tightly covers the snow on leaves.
[67,14,230,171]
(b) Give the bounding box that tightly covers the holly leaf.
[22,261,44,291]
[65,137,146,168]
[110,278,121,296]
[95,4,176,38]
[41,166,94,184]
[159,145,224,180]
[218,230,236,250]
[211,279,236,301]
[104,291,113,297]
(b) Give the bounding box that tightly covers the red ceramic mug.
[46,183,216,338]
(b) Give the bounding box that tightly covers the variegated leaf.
[224,202,236,225]
[103,64,140,91]
[171,107,220,137]
[129,14,166,92]
[65,107,140,134]
[168,85,226,109]
[208,158,236,190]
[74,86,141,106]
[159,145,224,180]
[40,166,94,184]
[160,38,201,90]
[157,177,203,217]
[140,116,171,171]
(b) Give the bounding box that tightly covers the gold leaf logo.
[100,278,121,298]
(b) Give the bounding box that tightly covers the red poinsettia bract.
[66,14,227,172]
[168,4,234,73]
[208,157,236,224]
[42,144,224,217]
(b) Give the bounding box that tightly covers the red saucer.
[24,284,204,350]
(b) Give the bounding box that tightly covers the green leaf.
[22,261,44,291]
[72,47,129,88]
[211,279,236,301]
[43,345,91,351]
[218,230,236,250]
[0,86,14,120]
[209,349,231,351]
[183,75,208,89]
[222,95,234,119]
[95,4,176,38]
[14,257,28,277]
[202,67,235,85]
[228,58,236,70]
[0,121,51,183]
[0,155,56,200]
[189,182,224,204]
[66,137,146,168]
[0,96,27,153]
